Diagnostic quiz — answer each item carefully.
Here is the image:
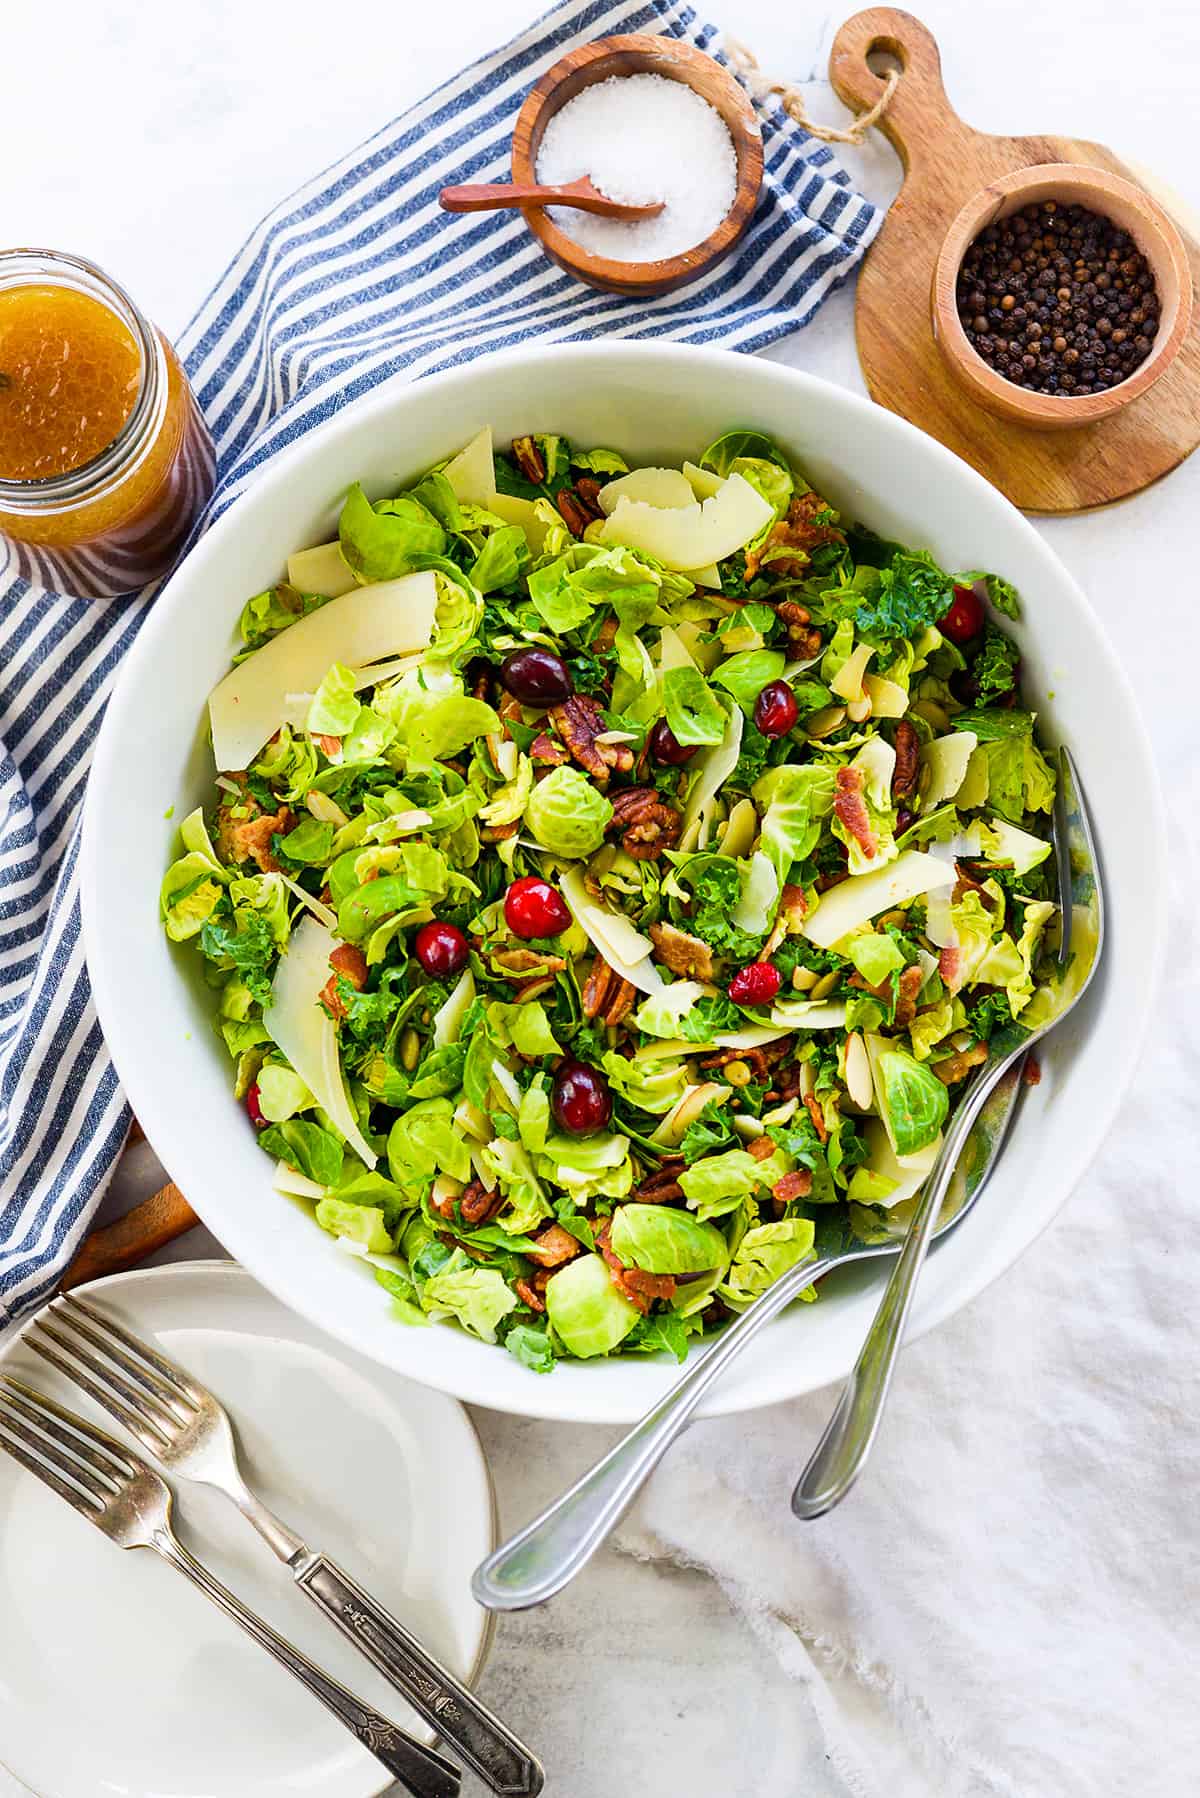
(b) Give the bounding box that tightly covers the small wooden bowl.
[933,164,1193,430]
[511,34,763,297]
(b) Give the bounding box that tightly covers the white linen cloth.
[617,916,1200,1797]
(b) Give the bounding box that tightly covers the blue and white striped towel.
[0,0,880,1320]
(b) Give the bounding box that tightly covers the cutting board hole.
[866,46,903,79]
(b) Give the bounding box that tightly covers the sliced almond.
[844,1032,874,1110]
[846,694,873,724]
[306,789,350,827]
[792,964,819,992]
[805,705,847,740]
[431,1174,464,1210]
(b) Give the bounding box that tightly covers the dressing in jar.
[0,249,214,597]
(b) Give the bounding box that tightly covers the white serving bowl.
[83,342,1165,1425]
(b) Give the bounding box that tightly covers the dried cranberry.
[728,961,782,1007]
[753,680,799,739]
[895,808,915,836]
[504,876,572,939]
[941,584,986,644]
[551,1060,613,1136]
[245,1083,267,1129]
[414,921,469,977]
[648,718,698,766]
[501,648,573,707]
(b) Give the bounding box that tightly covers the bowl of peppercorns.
[933,163,1192,429]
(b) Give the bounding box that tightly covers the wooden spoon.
[439,176,664,219]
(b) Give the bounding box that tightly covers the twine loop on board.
[725,37,899,146]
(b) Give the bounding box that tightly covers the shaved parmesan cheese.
[767,1000,849,1030]
[443,426,496,506]
[273,1160,326,1200]
[830,642,875,703]
[682,563,723,591]
[921,732,978,812]
[632,1037,698,1063]
[803,851,956,948]
[286,541,357,598]
[279,873,338,931]
[598,466,696,515]
[863,672,909,718]
[732,850,778,932]
[957,745,990,810]
[560,868,664,995]
[488,491,557,556]
[210,572,438,771]
[712,1024,795,1049]
[860,1119,942,1208]
[680,703,743,852]
[925,888,958,950]
[597,473,773,573]
[491,1062,523,1113]
[432,967,475,1048]
[682,460,724,501]
[264,917,377,1169]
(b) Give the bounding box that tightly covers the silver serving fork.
[471,749,1101,1610]
[0,1373,460,1798]
[24,1293,542,1798]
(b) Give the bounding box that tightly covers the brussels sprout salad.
[162,426,1063,1373]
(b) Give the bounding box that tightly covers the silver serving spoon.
[791,745,1102,1518]
[472,750,1100,1611]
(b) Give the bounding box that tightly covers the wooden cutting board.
[828,7,1200,511]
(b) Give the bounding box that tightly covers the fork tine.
[27,1320,172,1453]
[0,1376,135,1501]
[61,1294,202,1409]
[44,1297,195,1427]
[0,1409,107,1516]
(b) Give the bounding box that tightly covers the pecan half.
[891,719,920,798]
[606,786,682,861]
[581,957,638,1027]
[556,479,603,534]
[515,1278,546,1313]
[774,599,824,659]
[649,921,714,982]
[634,1162,686,1204]
[931,1041,989,1085]
[550,694,634,784]
[459,1179,503,1226]
[511,435,545,484]
[530,730,570,767]
[745,490,845,582]
[834,766,879,861]
[526,1224,582,1268]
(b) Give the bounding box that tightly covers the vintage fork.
[24,1293,542,1798]
[0,1373,460,1798]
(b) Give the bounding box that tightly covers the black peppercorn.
[956,199,1159,397]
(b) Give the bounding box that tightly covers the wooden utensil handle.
[441,182,570,213]
[61,1181,199,1291]
[830,7,969,170]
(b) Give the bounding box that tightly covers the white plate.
[0,1262,494,1798]
[82,340,1166,1423]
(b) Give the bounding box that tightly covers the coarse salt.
[535,73,739,263]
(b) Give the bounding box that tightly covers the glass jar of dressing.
[0,249,214,598]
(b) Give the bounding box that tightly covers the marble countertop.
[10,0,1197,1791]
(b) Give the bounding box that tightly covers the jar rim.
[0,248,168,514]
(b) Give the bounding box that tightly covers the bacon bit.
[952,862,991,905]
[893,963,924,1030]
[748,1135,777,1162]
[593,616,618,653]
[314,733,342,759]
[815,869,848,893]
[834,766,878,860]
[214,777,294,875]
[649,921,714,982]
[804,1094,828,1143]
[320,944,368,1021]
[781,884,808,927]
[1023,1055,1042,1087]
[700,1040,789,1080]
[939,944,964,993]
[772,1169,813,1206]
[530,731,570,768]
[515,1278,546,1314]
[525,1224,582,1268]
[931,1041,989,1085]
